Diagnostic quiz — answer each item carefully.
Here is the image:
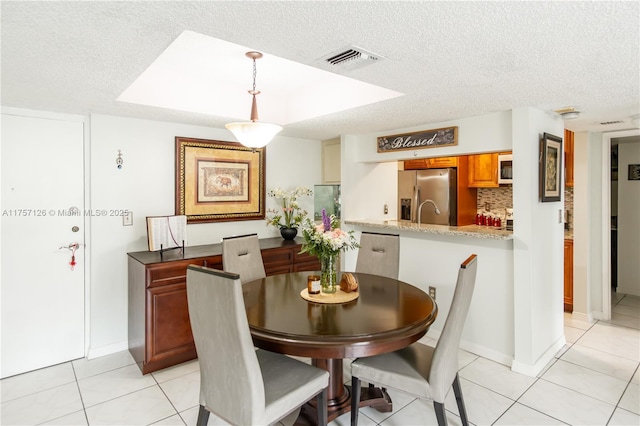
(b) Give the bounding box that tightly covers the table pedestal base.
[295,358,393,424]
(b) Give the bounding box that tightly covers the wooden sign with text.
[377,126,458,153]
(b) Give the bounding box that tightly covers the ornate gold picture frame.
[175,137,266,223]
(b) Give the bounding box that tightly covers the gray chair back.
[355,232,400,279]
[428,254,478,402]
[222,234,266,284]
[186,266,265,425]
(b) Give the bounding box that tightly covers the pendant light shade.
[226,51,282,149]
[225,121,282,149]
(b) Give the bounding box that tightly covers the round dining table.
[243,271,438,423]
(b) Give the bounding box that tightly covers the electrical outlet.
[384,203,389,215]
[123,211,133,226]
[428,286,436,300]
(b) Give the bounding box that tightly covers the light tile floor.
[1,295,638,426]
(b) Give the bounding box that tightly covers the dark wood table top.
[243,272,438,359]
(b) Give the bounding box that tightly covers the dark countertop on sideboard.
[127,236,303,265]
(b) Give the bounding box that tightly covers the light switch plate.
[123,211,133,226]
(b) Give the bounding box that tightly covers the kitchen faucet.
[417,199,441,225]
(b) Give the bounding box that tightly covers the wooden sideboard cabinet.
[128,237,320,374]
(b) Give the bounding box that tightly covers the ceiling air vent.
[318,46,384,71]
[600,120,623,125]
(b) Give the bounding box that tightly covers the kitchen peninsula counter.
[345,219,513,240]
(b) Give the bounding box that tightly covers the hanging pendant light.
[225,51,282,149]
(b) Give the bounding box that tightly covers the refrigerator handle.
[412,185,420,223]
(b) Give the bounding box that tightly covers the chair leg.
[452,373,469,426]
[316,388,328,426]
[196,405,210,426]
[351,375,361,426]
[434,401,448,426]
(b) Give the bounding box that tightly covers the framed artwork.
[175,137,266,223]
[539,132,563,202]
[377,126,458,153]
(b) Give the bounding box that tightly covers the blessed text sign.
[377,126,458,153]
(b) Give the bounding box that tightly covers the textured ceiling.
[1,1,639,141]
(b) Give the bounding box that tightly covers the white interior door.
[1,113,85,378]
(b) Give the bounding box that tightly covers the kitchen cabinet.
[128,238,320,374]
[467,153,499,187]
[322,138,341,183]
[404,156,458,170]
[564,129,574,187]
[564,239,573,312]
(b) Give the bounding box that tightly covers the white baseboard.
[460,340,514,367]
[425,329,514,368]
[572,311,594,323]
[87,341,129,360]
[511,335,566,377]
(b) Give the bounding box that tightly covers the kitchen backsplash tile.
[565,186,574,229]
[477,187,513,219]
[476,186,574,227]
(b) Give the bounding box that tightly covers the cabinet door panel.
[564,240,573,312]
[262,247,293,269]
[426,157,458,168]
[468,153,499,187]
[564,129,574,187]
[403,159,428,170]
[146,283,195,366]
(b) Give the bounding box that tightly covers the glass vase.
[320,253,337,294]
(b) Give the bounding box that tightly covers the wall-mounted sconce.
[116,150,123,169]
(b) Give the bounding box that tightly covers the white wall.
[573,131,591,319]
[617,141,640,296]
[355,111,513,163]
[511,107,565,375]
[88,114,321,356]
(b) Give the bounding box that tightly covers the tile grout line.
[69,361,91,426]
[150,369,184,425]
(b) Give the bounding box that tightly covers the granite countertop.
[344,219,514,240]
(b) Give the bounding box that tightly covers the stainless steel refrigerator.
[398,168,458,226]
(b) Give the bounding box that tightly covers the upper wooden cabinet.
[404,156,458,170]
[322,139,341,183]
[467,153,499,187]
[564,129,574,187]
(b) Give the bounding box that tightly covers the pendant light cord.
[252,57,257,93]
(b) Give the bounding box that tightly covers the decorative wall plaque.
[377,126,458,153]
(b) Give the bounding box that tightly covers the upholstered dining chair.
[186,265,329,426]
[355,232,400,279]
[222,233,266,284]
[350,254,478,426]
